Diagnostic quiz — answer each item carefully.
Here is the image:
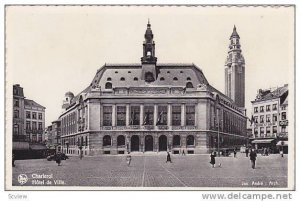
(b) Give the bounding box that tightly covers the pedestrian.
[80,150,83,160]
[182,149,185,156]
[166,152,172,163]
[12,153,15,167]
[55,151,62,166]
[126,152,132,166]
[249,149,257,169]
[210,151,216,168]
[245,148,249,157]
[265,148,269,156]
[233,148,237,158]
[280,149,284,157]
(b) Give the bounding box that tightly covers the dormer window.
[107,77,112,81]
[160,77,165,81]
[128,71,131,73]
[173,77,178,81]
[186,82,193,88]
[105,82,112,89]
[115,71,118,74]
[167,71,170,73]
[134,77,138,81]
[187,77,191,81]
[180,71,183,73]
[145,72,154,82]
[120,77,125,81]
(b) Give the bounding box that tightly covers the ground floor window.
[173,135,181,146]
[117,135,125,146]
[103,135,111,146]
[186,135,195,146]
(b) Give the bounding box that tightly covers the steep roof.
[253,84,288,103]
[24,99,45,109]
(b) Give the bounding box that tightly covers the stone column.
[126,104,130,126]
[153,104,158,126]
[181,103,186,127]
[112,104,116,127]
[140,104,144,126]
[167,104,172,126]
[154,134,159,153]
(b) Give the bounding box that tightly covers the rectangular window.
[273,114,277,122]
[116,106,126,126]
[281,126,286,133]
[254,107,258,113]
[260,106,264,112]
[273,126,277,134]
[254,128,258,135]
[103,106,112,126]
[186,105,195,126]
[130,106,140,125]
[266,114,271,123]
[14,99,19,107]
[14,110,19,118]
[157,106,167,125]
[26,111,31,119]
[26,121,31,130]
[143,106,154,125]
[272,104,277,110]
[13,125,19,135]
[260,127,264,135]
[266,126,271,135]
[32,122,37,130]
[260,115,264,123]
[38,122,42,130]
[32,112,37,119]
[172,105,181,126]
[254,116,258,123]
[281,112,287,120]
[266,105,270,112]
[38,113,42,120]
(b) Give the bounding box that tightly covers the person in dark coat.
[166,152,172,163]
[126,152,132,166]
[12,153,15,167]
[210,151,216,168]
[55,151,62,166]
[249,149,257,169]
[245,148,249,157]
[233,149,237,158]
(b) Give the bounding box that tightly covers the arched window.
[173,77,178,81]
[107,77,112,81]
[103,135,111,146]
[186,82,194,88]
[105,82,112,89]
[173,135,181,146]
[186,135,195,146]
[120,77,125,81]
[160,77,165,81]
[117,135,125,146]
[134,77,138,81]
[187,77,191,81]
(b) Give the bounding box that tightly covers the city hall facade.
[59,22,247,155]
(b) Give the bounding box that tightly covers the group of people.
[210,148,258,169]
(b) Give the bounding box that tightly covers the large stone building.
[250,84,288,153]
[59,22,247,155]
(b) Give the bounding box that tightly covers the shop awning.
[30,144,47,150]
[251,139,274,144]
[276,141,288,146]
[13,142,30,150]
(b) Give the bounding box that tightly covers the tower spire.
[225,25,245,108]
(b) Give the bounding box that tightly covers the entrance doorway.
[131,135,139,152]
[159,135,168,151]
[145,135,154,151]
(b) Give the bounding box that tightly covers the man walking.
[245,148,249,157]
[166,152,172,163]
[249,149,257,169]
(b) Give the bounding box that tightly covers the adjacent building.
[250,84,288,152]
[45,120,61,151]
[58,22,247,156]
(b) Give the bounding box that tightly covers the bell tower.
[141,20,158,82]
[225,25,245,107]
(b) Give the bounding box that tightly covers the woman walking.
[210,151,216,168]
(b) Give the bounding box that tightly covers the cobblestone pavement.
[12,153,287,188]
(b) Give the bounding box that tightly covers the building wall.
[24,106,45,142]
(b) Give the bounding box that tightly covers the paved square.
[12,153,287,188]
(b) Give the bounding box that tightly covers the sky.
[6,5,294,126]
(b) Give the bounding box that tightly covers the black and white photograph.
[5,4,295,191]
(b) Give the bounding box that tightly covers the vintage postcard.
[5,5,295,190]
